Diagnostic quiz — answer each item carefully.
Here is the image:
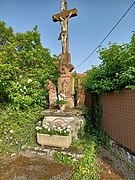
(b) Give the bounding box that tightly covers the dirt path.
[0,155,73,180]
[0,152,124,180]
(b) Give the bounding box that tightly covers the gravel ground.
[98,148,135,180]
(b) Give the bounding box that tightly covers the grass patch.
[53,135,101,180]
[0,104,43,154]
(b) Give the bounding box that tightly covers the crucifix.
[52,0,78,109]
[52,0,78,54]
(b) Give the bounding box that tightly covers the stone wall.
[109,139,135,169]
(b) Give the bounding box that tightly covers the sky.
[0,0,135,73]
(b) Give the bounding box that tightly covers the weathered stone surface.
[99,147,135,180]
[58,75,74,109]
[109,139,135,168]
[42,109,83,117]
[42,109,85,140]
[76,78,85,107]
[59,53,74,72]
[47,80,57,108]
[51,0,78,109]
[37,133,72,149]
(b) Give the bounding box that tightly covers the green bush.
[0,21,59,109]
[83,33,135,93]
[72,141,100,180]
[0,21,59,154]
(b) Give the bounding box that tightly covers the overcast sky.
[0,0,135,73]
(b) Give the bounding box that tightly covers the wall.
[85,89,135,153]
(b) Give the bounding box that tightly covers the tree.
[83,32,135,93]
[0,21,59,109]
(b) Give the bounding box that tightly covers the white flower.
[67,125,71,129]
[9,129,14,133]
[62,94,66,98]
[53,125,56,129]
[43,124,49,129]
[19,75,22,78]
[57,127,62,131]
[27,79,32,83]
[17,82,19,85]
[23,86,26,90]
[66,129,71,132]
[35,126,42,130]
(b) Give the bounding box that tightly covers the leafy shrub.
[72,141,100,180]
[82,102,110,150]
[0,21,59,109]
[83,33,135,93]
[0,21,59,154]
[53,138,100,180]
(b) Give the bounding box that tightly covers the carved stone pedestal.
[42,109,85,140]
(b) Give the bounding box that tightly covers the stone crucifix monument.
[41,1,85,144]
[52,0,78,109]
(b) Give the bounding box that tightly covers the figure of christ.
[54,12,72,54]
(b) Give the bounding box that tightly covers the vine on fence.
[82,94,110,149]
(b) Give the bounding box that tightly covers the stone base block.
[37,133,72,149]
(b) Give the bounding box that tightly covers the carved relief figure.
[76,78,85,107]
[61,79,71,96]
[47,80,57,108]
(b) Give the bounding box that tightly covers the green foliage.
[0,104,43,154]
[53,137,100,180]
[0,21,59,109]
[82,105,93,134]
[72,141,100,180]
[82,94,102,133]
[83,33,135,93]
[54,93,67,106]
[82,97,110,150]
[53,152,74,166]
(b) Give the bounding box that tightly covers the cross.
[52,0,78,54]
